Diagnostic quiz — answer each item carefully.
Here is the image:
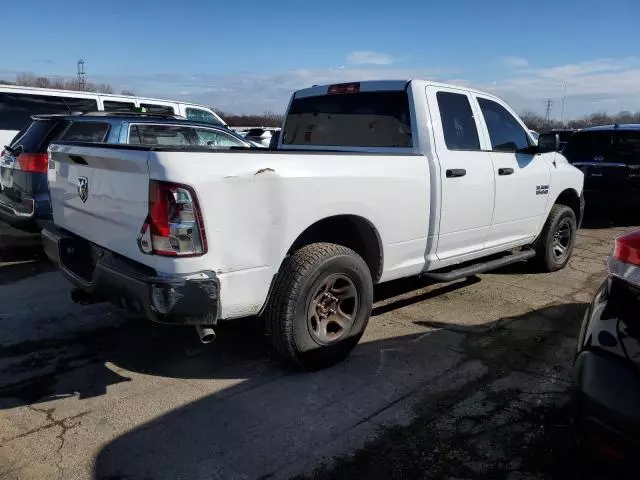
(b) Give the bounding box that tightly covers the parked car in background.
[562,124,640,205]
[0,112,253,232]
[573,229,640,466]
[42,79,583,369]
[0,85,226,148]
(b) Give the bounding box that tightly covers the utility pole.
[559,81,568,124]
[77,59,86,91]
[544,99,553,122]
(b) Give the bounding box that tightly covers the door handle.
[446,168,466,178]
[498,168,514,176]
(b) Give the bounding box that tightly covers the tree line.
[2,73,282,126]
[5,73,636,130]
[520,110,640,133]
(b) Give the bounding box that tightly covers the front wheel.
[265,243,373,370]
[533,204,577,272]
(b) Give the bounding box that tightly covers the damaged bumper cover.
[42,227,219,325]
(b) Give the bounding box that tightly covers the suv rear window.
[9,119,65,153]
[563,130,640,164]
[283,91,412,148]
[59,122,109,142]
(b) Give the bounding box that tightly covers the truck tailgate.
[48,144,150,263]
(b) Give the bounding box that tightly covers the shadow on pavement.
[581,203,640,230]
[83,301,589,479]
[0,277,477,408]
[0,221,51,285]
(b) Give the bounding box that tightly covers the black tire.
[533,204,577,272]
[265,242,373,370]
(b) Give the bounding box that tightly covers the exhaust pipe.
[195,325,216,344]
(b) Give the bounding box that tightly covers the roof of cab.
[292,79,496,99]
[579,124,640,132]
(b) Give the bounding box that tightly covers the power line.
[544,99,553,122]
[560,81,568,124]
[77,59,86,91]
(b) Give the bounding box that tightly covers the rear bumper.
[42,226,220,325]
[573,349,640,460]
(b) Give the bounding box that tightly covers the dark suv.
[0,112,254,231]
[562,124,640,204]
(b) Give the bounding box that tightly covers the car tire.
[265,242,373,370]
[533,204,577,272]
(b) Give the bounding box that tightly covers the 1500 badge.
[536,185,549,195]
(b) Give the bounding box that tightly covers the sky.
[1,0,640,118]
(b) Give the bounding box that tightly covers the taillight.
[608,231,640,285]
[138,180,207,257]
[327,82,360,94]
[16,153,49,173]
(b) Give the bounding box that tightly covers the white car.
[0,84,226,148]
[43,79,584,369]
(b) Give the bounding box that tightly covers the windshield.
[282,90,412,148]
[563,130,640,164]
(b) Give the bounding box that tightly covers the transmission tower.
[544,99,553,122]
[77,59,86,91]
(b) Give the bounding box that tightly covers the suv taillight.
[16,153,49,173]
[138,180,207,257]
[608,231,640,286]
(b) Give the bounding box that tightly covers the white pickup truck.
[42,80,584,369]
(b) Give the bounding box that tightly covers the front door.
[426,86,495,261]
[473,95,551,248]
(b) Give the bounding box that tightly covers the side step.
[423,249,536,282]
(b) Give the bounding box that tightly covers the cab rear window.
[283,91,412,148]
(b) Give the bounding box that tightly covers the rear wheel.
[533,204,577,272]
[265,242,373,370]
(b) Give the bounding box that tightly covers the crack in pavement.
[4,405,92,479]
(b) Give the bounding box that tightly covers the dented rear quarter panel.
[147,151,431,318]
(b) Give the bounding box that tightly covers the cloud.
[2,57,639,118]
[477,57,640,117]
[346,51,395,65]
[61,65,451,114]
[500,56,529,68]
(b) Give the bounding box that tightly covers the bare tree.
[12,72,115,94]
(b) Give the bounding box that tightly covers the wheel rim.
[307,273,359,345]
[551,218,572,262]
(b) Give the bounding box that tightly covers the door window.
[128,124,191,145]
[186,108,221,124]
[436,92,480,151]
[103,101,137,112]
[477,98,529,152]
[0,93,98,130]
[194,128,246,147]
[140,103,175,115]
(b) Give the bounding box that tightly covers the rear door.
[48,144,151,263]
[472,94,550,248]
[426,86,495,260]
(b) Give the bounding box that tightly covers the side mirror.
[538,133,560,153]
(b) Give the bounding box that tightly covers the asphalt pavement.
[0,213,636,480]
